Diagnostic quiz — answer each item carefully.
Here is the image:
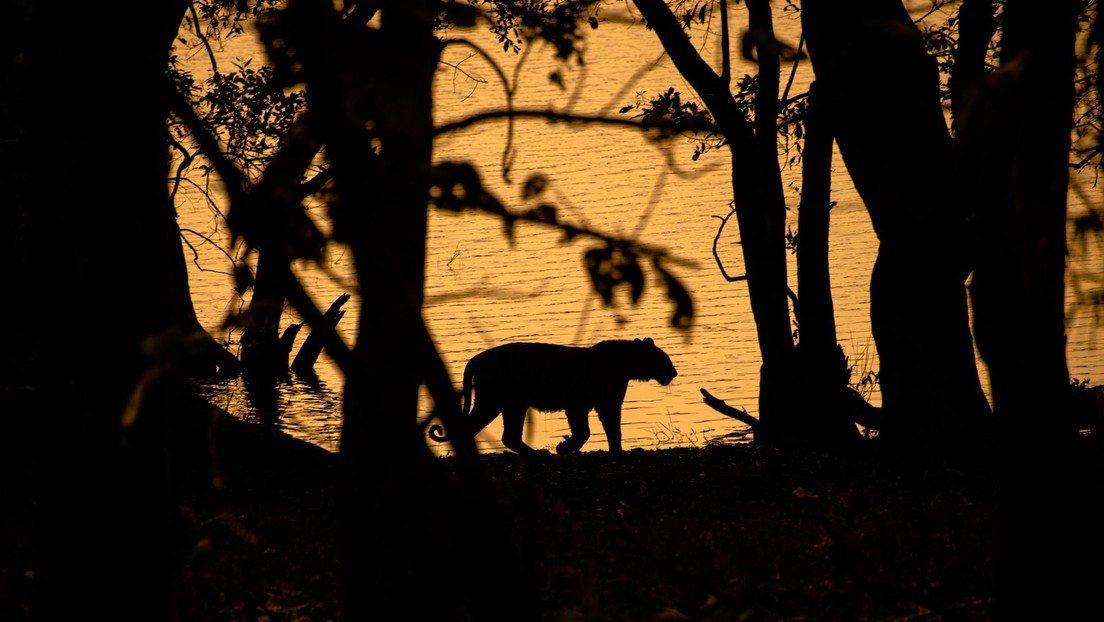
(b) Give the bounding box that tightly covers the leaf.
[233,262,255,295]
[588,16,598,29]
[655,259,694,329]
[584,246,615,305]
[442,2,482,27]
[526,203,558,224]
[521,174,549,200]
[624,257,645,304]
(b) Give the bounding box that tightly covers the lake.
[177,4,1104,454]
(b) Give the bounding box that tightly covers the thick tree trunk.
[277,2,535,618]
[957,2,1103,616]
[20,2,190,620]
[802,0,990,455]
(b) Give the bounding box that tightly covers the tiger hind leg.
[501,406,543,456]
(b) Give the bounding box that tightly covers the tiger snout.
[657,367,677,386]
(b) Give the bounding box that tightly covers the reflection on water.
[180,8,1104,454]
[196,373,344,453]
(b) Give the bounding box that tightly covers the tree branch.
[700,388,758,428]
[434,108,714,137]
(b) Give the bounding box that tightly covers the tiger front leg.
[555,407,591,454]
[597,405,623,453]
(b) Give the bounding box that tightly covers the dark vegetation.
[1,398,1063,621]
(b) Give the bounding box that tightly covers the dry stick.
[700,387,759,429]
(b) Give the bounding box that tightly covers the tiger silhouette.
[430,338,677,455]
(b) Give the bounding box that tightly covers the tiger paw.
[555,437,580,455]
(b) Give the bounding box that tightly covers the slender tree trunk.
[795,83,836,362]
[633,0,795,440]
[793,81,860,442]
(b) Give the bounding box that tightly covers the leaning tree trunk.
[20,2,190,620]
[802,0,991,456]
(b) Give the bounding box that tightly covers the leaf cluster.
[474,0,600,61]
[621,87,723,161]
[184,0,284,45]
[180,64,306,178]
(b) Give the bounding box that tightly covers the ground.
[4,405,1099,621]
[173,419,1001,621]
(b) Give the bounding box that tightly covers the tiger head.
[635,337,677,385]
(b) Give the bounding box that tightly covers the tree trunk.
[20,2,190,619]
[633,0,796,441]
[793,81,860,443]
[275,1,536,617]
[956,2,1103,616]
[802,0,991,455]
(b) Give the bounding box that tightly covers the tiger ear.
[644,337,654,346]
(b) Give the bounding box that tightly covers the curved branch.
[179,227,239,267]
[444,38,519,180]
[711,206,748,282]
[439,53,489,87]
[167,129,194,204]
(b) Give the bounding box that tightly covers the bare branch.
[444,37,519,179]
[700,388,758,428]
